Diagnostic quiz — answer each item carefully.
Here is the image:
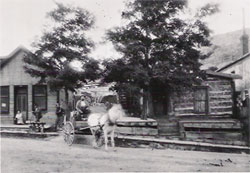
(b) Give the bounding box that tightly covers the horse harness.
[97,113,115,131]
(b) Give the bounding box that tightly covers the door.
[15,86,28,120]
[194,87,208,114]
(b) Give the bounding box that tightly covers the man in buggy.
[75,95,90,120]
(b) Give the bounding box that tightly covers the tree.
[103,0,218,119]
[24,3,100,108]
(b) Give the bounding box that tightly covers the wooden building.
[172,71,241,117]
[120,70,245,144]
[216,25,249,93]
[0,46,71,124]
[217,52,250,92]
[155,71,247,145]
[216,37,250,145]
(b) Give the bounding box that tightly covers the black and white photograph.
[0,0,250,172]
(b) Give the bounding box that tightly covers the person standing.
[33,105,42,122]
[55,103,64,131]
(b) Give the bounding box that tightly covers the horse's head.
[104,102,113,110]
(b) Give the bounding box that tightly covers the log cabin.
[119,70,246,145]
[156,71,247,145]
[172,71,241,117]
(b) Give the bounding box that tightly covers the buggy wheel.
[63,122,75,146]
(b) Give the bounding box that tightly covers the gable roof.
[0,46,31,69]
[217,52,250,72]
[206,70,242,79]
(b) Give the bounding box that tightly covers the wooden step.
[179,119,242,129]
[187,138,247,146]
[116,126,158,136]
[158,133,180,139]
[182,122,241,129]
[0,125,30,132]
[117,117,157,126]
[176,112,232,116]
[185,131,243,142]
[117,122,157,127]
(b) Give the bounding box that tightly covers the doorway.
[14,86,28,120]
[194,87,208,115]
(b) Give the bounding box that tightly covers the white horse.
[87,104,125,150]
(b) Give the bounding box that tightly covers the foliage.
[24,3,100,101]
[104,0,218,90]
[103,0,218,116]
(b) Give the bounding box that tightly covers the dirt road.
[1,136,250,172]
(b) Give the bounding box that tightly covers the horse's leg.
[90,129,98,148]
[103,128,108,150]
[111,126,115,148]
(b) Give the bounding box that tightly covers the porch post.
[28,84,33,120]
[9,85,14,117]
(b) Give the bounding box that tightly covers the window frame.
[193,86,209,115]
[0,86,10,114]
[32,85,47,111]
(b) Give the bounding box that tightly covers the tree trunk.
[64,88,70,121]
[141,88,153,120]
[148,91,153,118]
[141,28,153,120]
[142,90,147,120]
[166,90,174,118]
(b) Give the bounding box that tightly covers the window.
[33,85,47,110]
[194,87,208,114]
[1,86,9,113]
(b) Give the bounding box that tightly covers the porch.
[156,116,247,146]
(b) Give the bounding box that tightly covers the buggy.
[63,91,118,146]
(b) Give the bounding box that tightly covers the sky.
[0,0,250,60]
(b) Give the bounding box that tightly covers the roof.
[206,70,242,79]
[217,52,250,72]
[0,46,31,68]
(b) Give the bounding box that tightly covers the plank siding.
[0,47,73,124]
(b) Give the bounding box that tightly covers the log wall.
[173,76,234,117]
